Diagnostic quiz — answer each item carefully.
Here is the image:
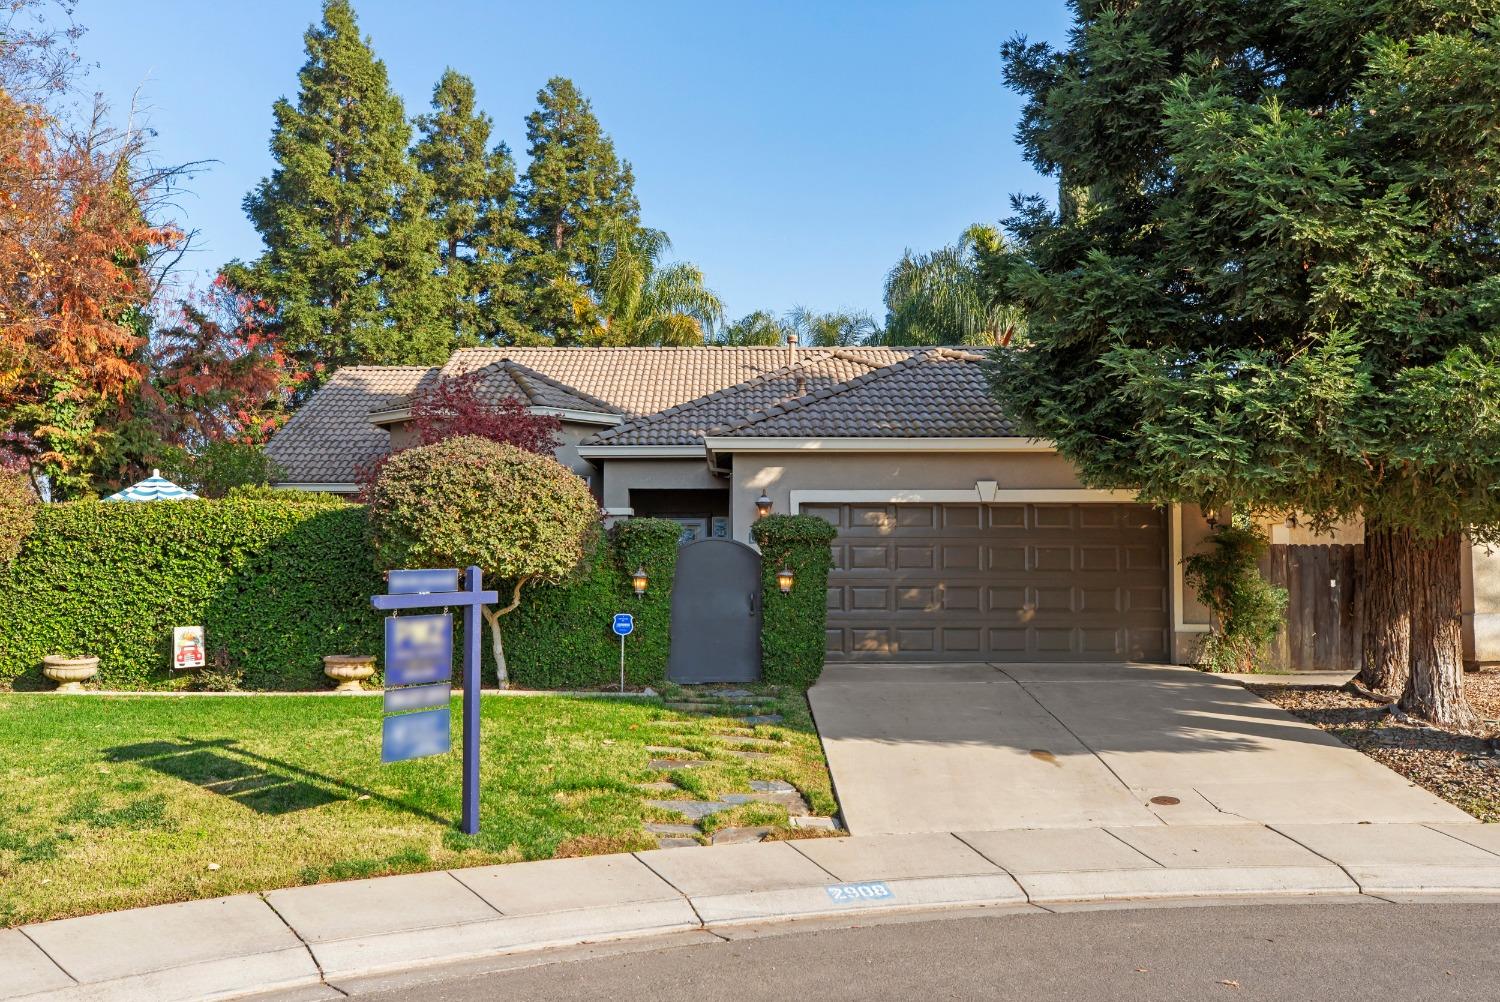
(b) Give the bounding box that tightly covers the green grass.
[0,687,835,926]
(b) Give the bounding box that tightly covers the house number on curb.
[373,566,497,835]
[825,882,894,903]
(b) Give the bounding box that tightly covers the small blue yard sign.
[612,612,635,636]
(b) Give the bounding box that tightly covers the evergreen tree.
[988,2,1500,727]
[413,69,529,344]
[514,77,641,343]
[224,0,446,379]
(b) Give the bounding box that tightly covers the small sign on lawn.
[172,626,205,671]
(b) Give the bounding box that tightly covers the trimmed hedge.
[0,497,384,690]
[0,500,680,692]
[498,518,680,689]
[751,514,837,689]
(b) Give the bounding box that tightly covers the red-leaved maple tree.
[356,373,562,499]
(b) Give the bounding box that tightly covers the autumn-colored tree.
[148,282,298,450]
[355,373,561,498]
[0,47,183,497]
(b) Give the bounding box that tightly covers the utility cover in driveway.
[814,502,1169,662]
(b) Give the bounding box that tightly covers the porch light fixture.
[776,567,795,594]
[631,566,649,598]
[755,493,773,519]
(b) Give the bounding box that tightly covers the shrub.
[161,441,285,498]
[499,518,680,688]
[365,436,600,686]
[0,466,37,565]
[751,514,837,689]
[0,498,383,690]
[1183,523,1289,672]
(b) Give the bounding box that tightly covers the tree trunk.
[1398,531,1475,729]
[480,579,528,689]
[1360,524,1411,696]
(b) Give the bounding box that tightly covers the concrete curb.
[6,822,1499,1002]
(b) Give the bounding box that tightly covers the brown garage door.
[812,502,1169,662]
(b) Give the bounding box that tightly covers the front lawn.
[0,687,836,926]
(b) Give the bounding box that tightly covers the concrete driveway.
[808,662,1473,835]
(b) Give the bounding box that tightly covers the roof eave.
[700,436,1053,454]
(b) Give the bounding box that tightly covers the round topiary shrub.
[365,435,600,686]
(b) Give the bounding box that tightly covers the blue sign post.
[612,613,633,693]
[373,566,497,835]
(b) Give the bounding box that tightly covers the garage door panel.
[823,502,1170,663]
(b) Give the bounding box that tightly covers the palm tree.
[784,306,880,347]
[591,224,725,345]
[714,310,792,346]
[877,224,1025,346]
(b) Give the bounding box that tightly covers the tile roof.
[435,346,919,416]
[707,348,1021,439]
[457,359,623,415]
[583,351,885,446]
[267,366,435,484]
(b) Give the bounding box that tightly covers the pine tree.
[988,3,1500,728]
[514,77,640,343]
[413,69,530,345]
[224,0,446,379]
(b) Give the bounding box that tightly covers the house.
[267,344,1500,669]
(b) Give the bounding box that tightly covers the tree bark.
[1360,524,1411,696]
[480,578,528,690]
[1398,531,1475,730]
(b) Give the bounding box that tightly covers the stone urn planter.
[42,655,99,692]
[323,654,376,693]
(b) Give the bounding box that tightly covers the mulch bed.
[1248,671,1500,823]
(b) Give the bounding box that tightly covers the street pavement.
[808,662,1470,833]
[344,900,1500,1002]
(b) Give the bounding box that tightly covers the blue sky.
[77,1,1070,322]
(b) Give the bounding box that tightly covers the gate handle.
[748,591,758,616]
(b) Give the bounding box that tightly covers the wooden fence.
[1263,543,1364,671]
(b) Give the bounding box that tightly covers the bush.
[499,518,680,689]
[0,467,37,565]
[751,514,837,689]
[1183,524,1289,672]
[0,498,383,690]
[161,441,285,498]
[365,436,601,686]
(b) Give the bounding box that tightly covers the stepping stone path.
[739,714,783,725]
[644,822,699,837]
[636,781,679,792]
[723,749,773,760]
[790,816,839,831]
[648,758,707,770]
[656,837,700,848]
[715,734,782,748]
[646,798,738,820]
[750,780,797,793]
[722,790,812,814]
[710,826,775,845]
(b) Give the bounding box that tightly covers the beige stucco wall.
[599,458,724,511]
[385,417,604,498]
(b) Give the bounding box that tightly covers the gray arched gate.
[667,539,762,683]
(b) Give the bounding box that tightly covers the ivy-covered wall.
[0,499,680,692]
[751,514,837,689]
[0,496,384,690]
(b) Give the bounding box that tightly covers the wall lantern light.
[755,493,774,519]
[776,566,795,594]
[631,566,649,598]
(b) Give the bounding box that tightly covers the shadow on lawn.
[103,738,449,824]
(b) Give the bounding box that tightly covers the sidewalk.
[6,820,1500,1002]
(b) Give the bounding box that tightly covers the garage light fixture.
[755,493,774,518]
[776,567,795,594]
[631,566,649,598]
